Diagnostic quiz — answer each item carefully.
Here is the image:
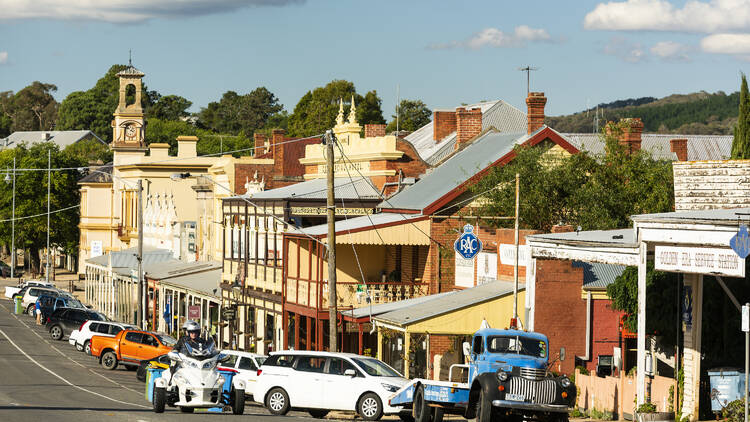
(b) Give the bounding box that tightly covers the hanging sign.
[188,305,201,320]
[655,245,745,278]
[454,224,482,260]
[730,225,750,259]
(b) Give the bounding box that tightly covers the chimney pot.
[254,133,267,156]
[526,92,547,135]
[670,138,688,161]
[618,118,643,154]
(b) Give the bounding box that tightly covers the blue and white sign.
[730,225,750,259]
[454,224,483,260]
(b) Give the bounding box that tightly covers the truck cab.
[467,328,549,383]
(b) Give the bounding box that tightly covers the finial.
[348,94,357,124]
[336,97,344,125]
[129,49,132,67]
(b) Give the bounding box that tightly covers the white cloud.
[584,0,750,33]
[650,41,691,61]
[0,51,7,64]
[602,37,647,62]
[701,33,750,54]
[0,0,303,23]
[429,25,552,50]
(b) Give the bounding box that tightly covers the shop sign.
[499,244,530,267]
[455,251,475,288]
[291,206,373,216]
[655,245,745,278]
[188,305,200,320]
[476,252,497,285]
[730,225,750,259]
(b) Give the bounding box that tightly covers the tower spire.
[348,94,357,124]
[335,98,344,125]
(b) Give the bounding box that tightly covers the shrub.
[637,402,657,414]
[570,408,587,418]
[722,398,746,422]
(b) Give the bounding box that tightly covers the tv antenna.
[518,66,539,95]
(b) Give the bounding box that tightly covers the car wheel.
[359,392,383,421]
[309,409,329,418]
[101,351,118,370]
[476,388,492,422]
[75,342,83,352]
[153,386,166,413]
[26,305,35,316]
[180,407,194,413]
[266,387,290,415]
[232,388,245,415]
[84,340,91,355]
[49,325,63,341]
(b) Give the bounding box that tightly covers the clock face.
[124,124,136,140]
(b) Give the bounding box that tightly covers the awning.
[290,212,431,246]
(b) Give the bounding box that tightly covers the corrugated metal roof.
[291,212,424,236]
[561,133,733,161]
[144,260,221,280]
[631,207,750,225]
[155,268,222,298]
[381,131,527,212]
[1,130,106,150]
[86,247,176,270]
[372,281,523,326]
[527,228,637,247]
[573,261,626,290]
[405,100,526,165]
[79,162,113,184]
[240,176,381,201]
[345,292,453,319]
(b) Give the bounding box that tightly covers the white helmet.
[183,320,200,333]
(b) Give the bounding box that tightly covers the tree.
[473,120,674,232]
[732,74,750,158]
[287,80,385,136]
[197,87,282,135]
[63,137,112,164]
[147,117,252,157]
[386,99,432,133]
[148,95,192,121]
[0,82,59,132]
[57,64,157,142]
[0,142,85,273]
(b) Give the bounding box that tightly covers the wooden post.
[326,130,338,352]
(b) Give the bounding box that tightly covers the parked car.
[4,280,54,299]
[68,320,138,354]
[21,287,71,316]
[219,350,267,399]
[37,294,85,323]
[136,353,170,382]
[47,308,107,341]
[90,329,176,370]
[255,351,409,420]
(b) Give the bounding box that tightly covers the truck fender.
[232,378,246,391]
[465,373,497,419]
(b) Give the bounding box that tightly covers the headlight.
[203,361,215,369]
[381,383,399,392]
[186,360,199,369]
[560,377,571,388]
[497,370,509,382]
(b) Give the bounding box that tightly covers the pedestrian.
[35,298,42,325]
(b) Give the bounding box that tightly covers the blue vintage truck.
[389,327,576,422]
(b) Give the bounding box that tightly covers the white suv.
[255,350,408,421]
[21,287,70,316]
[4,280,54,299]
[218,350,267,399]
[68,320,138,354]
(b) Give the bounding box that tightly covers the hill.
[546,91,739,135]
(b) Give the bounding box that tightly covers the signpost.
[732,224,750,422]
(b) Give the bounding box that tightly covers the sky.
[2,0,750,119]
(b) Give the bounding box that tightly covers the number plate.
[505,393,525,401]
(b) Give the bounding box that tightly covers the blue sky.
[1,0,750,119]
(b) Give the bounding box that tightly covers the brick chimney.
[364,124,386,138]
[455,107,482,149]
[433,111,457,142]
[619,118,643,154]
[526,92,547,135]
[271,129,286,160]
[670,138,688,161]
[254,133,267,156]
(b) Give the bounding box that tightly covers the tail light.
[79,321,87,332]
[257,369,262,376]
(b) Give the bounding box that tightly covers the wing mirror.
[344,369,357,377]
[218,353,231,363]
[462,342,472,361]
[167,350,181,362]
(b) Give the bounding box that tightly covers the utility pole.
[10,157,15,279]
[513,173,520,324]
[136,179,145,329]
[46,150,51,282]
[325,130,338,352]
[518,66,539,96]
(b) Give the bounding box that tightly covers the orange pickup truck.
[90,329,176,370]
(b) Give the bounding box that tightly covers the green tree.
[148,94,192,121]
[0,82,59,132]
[288,80,385,136]
[63,137,112,164]
[197,87,282,135]
[0,142,85,273]
[57,64,157,142]
[732,74,750,158]
[147,117,252,157]
[386,99,432,132]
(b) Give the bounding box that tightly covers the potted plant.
[636,402,674,422]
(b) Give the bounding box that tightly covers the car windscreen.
[486,335,547,358]
[352,357,402,377]
[157,334,177,347]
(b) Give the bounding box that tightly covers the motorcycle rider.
[171,320,209,374]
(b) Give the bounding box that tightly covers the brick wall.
[670,138,688,161]
[365,124,386,138]
[586,298,625,373]
[619,118,643,154]
[434,111,457,142]
[456,107,482,149]
[254,133,266,156]
[526,92,547,134]
[534,258,586,376]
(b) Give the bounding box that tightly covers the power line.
[0,204,80,223]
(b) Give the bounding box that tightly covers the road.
[0,286,402,422]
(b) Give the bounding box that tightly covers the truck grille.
[519,367,546,381]
[508,377,557,404]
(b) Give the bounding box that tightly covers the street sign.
[731,225,750,259]
[454,224,482,260]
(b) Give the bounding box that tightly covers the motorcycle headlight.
[203,361,215,369]
[497,370,509,382]
[560,377,571,388]
[381,383,399,392]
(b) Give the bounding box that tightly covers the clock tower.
[111,62,146,150]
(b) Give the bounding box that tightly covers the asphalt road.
[0,287,404,422]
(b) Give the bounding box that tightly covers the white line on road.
[0,319,149,409]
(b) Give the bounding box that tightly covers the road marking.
[0,312,149,408]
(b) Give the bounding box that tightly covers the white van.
[255,350,408,421]
[218,350,267,399]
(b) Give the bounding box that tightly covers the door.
[138,333,161,361]
[320,357,365,410]
[290,355,326,408]
[236,356,258,392]
[63,310,87,333]
[120,332,143,362]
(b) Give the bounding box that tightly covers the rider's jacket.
[173,336,209,355]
